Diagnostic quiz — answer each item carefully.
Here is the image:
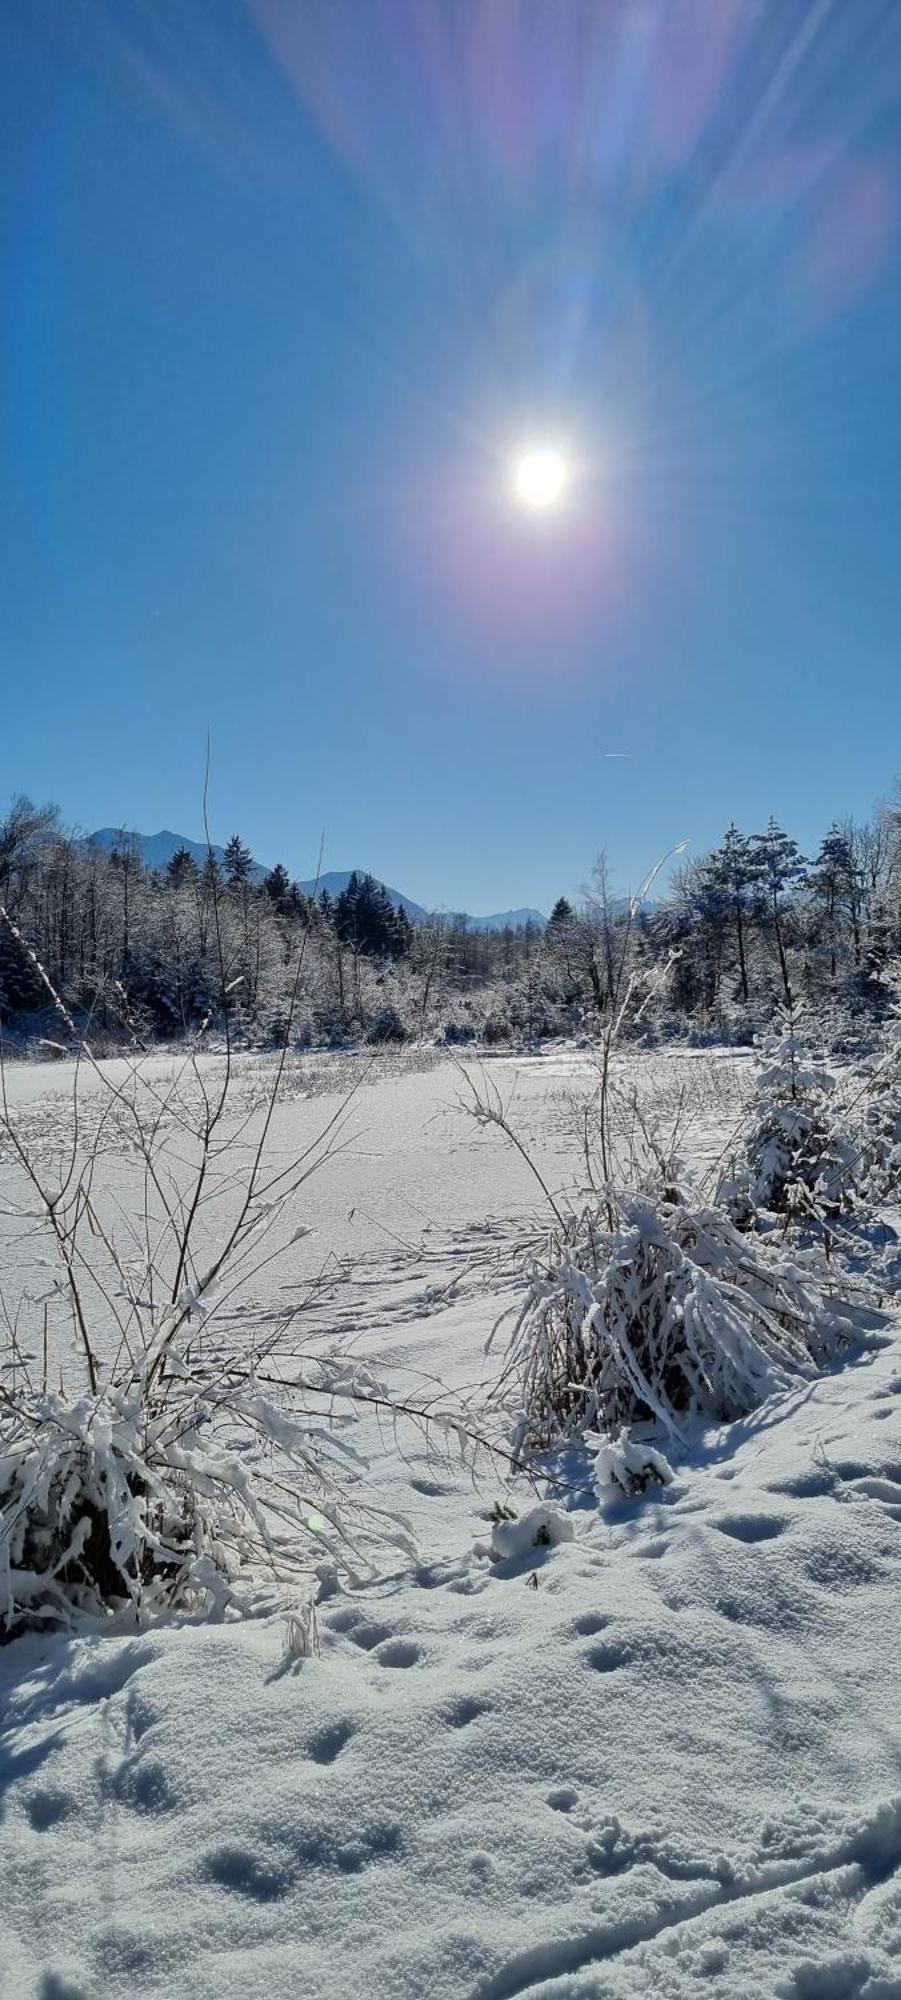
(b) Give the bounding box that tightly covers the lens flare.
[514,447,567,509]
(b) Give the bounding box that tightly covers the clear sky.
[2,0,900,915]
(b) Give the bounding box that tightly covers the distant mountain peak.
[86,829,546,931]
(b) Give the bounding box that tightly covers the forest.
[2,791,899,1053]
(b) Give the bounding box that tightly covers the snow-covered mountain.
[86,830,546,931]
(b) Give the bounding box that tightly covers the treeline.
[0,802,544,1047]
[661,813,897,1027]
[1,795,900,1052]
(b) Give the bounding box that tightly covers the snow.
[593,1432,676,1499]
[2,1045,901,1999]
[485,1501,576,1562]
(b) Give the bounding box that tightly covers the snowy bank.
[3,1314,901,1999]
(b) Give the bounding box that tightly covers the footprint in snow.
[443,1694,491,1728]
[37,1976,87,2000]
[202,1845,291,1902]
[26,1788,74,1832]
[306,1718,356,1764]
[349,1622,394,1651]
[585,1641,629,1675]
[766,1469,834,1499]
[845,1470,901,1521]
[324,1605,393,1649]
[43,1640,158,1713]
[570,1611,608,1638]
[715,1513,787,1544]
[325,1605,365,1635]
[108,1753,177,1816]
[376,1638,422,1668]
[633,1536,668,1560]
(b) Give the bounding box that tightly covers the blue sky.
[2,0,900,915]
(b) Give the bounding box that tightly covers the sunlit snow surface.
[2,1046,901,1999]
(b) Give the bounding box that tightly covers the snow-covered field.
[3,1046,901,1999]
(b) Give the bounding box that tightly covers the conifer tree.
[263,863,292,913]
[223,834,253,886]
[699,826,758,1003]
[167,847,198,890]
[750,819,807,1008]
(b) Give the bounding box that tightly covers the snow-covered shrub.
[722,1013,859,1229]
[856,1029,901,1205]
[0,1357,411,1637]
[365,1004,407,1044]
[461,894,869,1468]
[0,915,449,1637]
[441,1019,477,1046]
[593,1429,675,1499]
[486,1501,574,1562]
[498,1194,860,1450]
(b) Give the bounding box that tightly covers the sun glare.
[514,446,567,510]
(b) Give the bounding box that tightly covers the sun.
[514,446,567,510]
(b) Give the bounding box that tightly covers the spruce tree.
[167,847,198,891]
[699,826,758,1003]
[263,863,292,913]
[223,835,253,886]
[750,819,807,1008]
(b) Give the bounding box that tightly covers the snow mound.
[594,1429,676,1499]
[488,1501,576,1562]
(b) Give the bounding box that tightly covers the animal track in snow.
[40,1640,159,1715]
[108,1753,177,1816]
[306,1718,356,1764]
[766,1469,834,1499]
[37,1973,87,1999]
[846,1471,901,1521]
[201,1817,404,1902]
[472,1795,901,1999]
[444,1694,491,1729]
[350,1622,394,1652]
[633,1536,669,1560]
[376,1638,422,1669]
[584,1641,629,1675]
[325,1604,395,1649]
[715,1513,787,1544]
[325,1605,365,1635]
[25,1788,73,1832]
[324,1602,421,1664]
[202,1845,291,1902]
[570,1611,608,1637]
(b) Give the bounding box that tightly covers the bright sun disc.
[515,447,567,509]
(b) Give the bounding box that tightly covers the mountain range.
[86,829,546,932]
